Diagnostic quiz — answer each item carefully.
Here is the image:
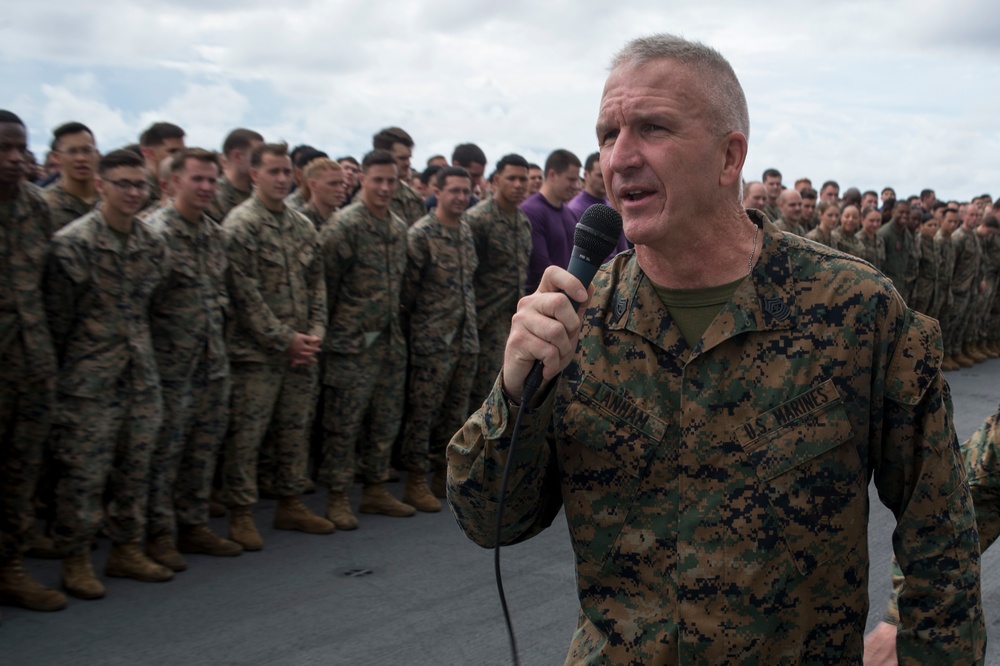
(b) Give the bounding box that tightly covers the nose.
[607,127,642,174]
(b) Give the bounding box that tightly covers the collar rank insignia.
[611,295,628,325]
[763,297,791,322]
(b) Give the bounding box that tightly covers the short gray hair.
[610,34,750,140]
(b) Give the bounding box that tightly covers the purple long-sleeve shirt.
[567,191,632,262]
[521,192,578,293]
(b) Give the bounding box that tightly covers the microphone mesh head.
[574,204,624,258]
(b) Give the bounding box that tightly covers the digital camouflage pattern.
[762,202,782,223]
[773,217,805,237]
[855,229,886,271]
[449,213,983,665]
[300,201,329,232]
[317,200,407,490]
[205,175,251,224]
[804,225,832,247]
[987,233,1000,345]
[0,183,56,560]
[223,195,327,362]
[931,231,955,323]
[832,227,865,261]
[221,195,326,505]
[42,180,97,235]
[877,221,913,299]
[284,189,307,214]
[392,181,428,226]
[887,402,1000,633]
[145,204,231,533]
[972,232,999,346]
[45,210,170,551]
[463,197,532,407]
[399,212,479,474]
[223,361,315,505]
[950,226,983,349]
[910,232,940,315]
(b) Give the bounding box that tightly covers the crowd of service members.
[0,113,997,619]
[744,171,1000,370]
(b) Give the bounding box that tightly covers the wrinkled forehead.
[599,58,707,122]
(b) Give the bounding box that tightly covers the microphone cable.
[494,361,544,666]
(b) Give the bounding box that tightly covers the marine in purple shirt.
[520,149,581,293]
[567,151,630,260]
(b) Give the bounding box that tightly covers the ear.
[719,131,748,187]
[95,176,106,197]
[249,166,259,185]
[140,146,155,162]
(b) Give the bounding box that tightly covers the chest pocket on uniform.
[735,379,862,576]
[557,374,665,568]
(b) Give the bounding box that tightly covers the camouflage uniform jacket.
[831,227,865,260]
[206,175,251,224]
[284,189,307,214]
[950,226,982,294]
[762,202,782,223]
[463,198,532,329]
[910,232,939,314]
[223,195,326,362]
[804,225,832,247]
[142,169,162,212]
[0,184,56,381]
[300,201,330,232]
[45,210,171,395]
[42,180,97,235]
[934,231,956,299]
[402,212,479,356]
[449,213,982,665]
[888,401,1000,633]
[320,201,407,357]
[876,221,913,298]
[856,229,886,271]
[146,204,230,381]
[773,217,805,237]
[391,181,428,226]
[982,231,1000,279]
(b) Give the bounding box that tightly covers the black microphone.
[521,204,623,400]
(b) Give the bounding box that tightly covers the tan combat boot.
[106,543,174,582]
[0,557,67,611]
[431,467,448,499]
[274,496,335,534]
[954,350,975,367]
[228,505,263,551]
[146,533,187,572]
[325,492,359,530]
[941,355,959,371]
[360,483,416,517]
[178,525,243,557]
[986,341,1000,358]
[61,552,106,600]
[209,488,227,518]
[403,473,442,513]
[968,345,988,362]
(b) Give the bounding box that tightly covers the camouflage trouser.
[974,274,998,345]
[51,377,163,553]
[470,323,510,411]
[318,342,406,492]
[988,282,1000,344]
[0,342,52,560]
[222,360,317,507]
[147,361,231,535]
[948,290,972,355]
[400,350,477,474]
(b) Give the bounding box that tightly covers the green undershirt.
[109,226,131,248]
[652,276,745,348]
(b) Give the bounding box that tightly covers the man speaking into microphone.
[447,33,983,665]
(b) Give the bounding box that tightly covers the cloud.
[3,1,999,200]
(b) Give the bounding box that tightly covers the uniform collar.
[605,210,795,362]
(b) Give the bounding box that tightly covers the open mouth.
[621,189,653,203]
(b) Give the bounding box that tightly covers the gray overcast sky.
[3,0,999,201]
